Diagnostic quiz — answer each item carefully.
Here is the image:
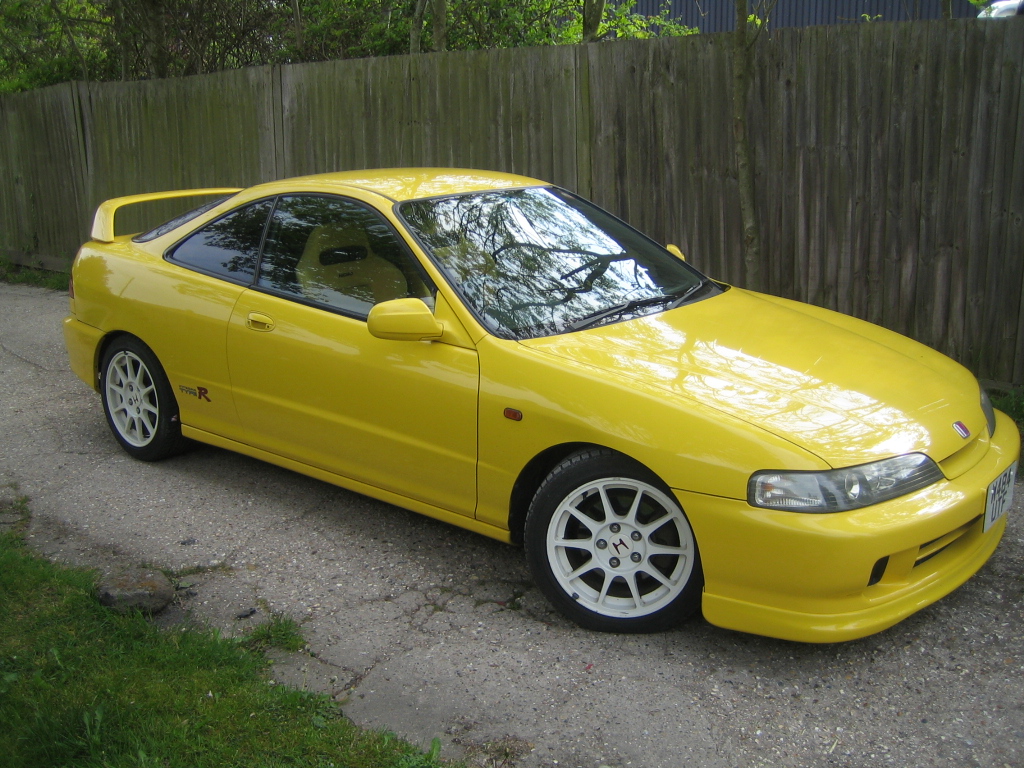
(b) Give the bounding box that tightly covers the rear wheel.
[525,449,703,633]
[99,337,189,461]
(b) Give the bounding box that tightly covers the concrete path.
[2,282,1022,768]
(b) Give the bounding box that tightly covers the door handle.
[246,312,276,331]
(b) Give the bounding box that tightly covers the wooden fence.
[1,19,1022,384]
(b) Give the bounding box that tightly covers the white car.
[979,0,1024,17]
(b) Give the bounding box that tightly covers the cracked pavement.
[2,282,1023,768]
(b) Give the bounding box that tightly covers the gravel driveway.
[1,282,1021,768]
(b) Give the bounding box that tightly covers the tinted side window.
[257,195,431,316]
[168,200,272,282]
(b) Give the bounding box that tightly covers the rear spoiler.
[91,188,243,243]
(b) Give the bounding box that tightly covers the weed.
[0,483,30,541]
[395,737,443,768]
[242,612,307,652]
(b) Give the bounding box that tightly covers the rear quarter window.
[167,200,272,283]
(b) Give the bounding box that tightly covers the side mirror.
[666,244,686,261]
[367,298,443,341]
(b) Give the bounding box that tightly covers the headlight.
[981,389,997,437]
[748,454,944,513]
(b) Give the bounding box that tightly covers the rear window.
[132,197,229,243]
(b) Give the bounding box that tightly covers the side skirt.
[181,425,512,544]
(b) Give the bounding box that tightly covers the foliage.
[992,386,1024,431]
[277,0,415,63]
[0,258,70,291]
[0,0,696,93]
[0,496,452,768]
[0,0,108,91]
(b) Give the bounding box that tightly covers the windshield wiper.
[567,279,709,332]
[567,294,678,332]
[666,277,707,309]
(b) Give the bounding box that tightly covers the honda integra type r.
[63,169,1020,642]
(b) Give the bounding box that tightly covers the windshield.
[398,187,716,340]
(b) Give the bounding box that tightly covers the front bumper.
[678,410,1020,643]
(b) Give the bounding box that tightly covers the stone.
[97,568,175,614]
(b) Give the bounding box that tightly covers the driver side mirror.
[666,244,686,261]
[367,298,443,341]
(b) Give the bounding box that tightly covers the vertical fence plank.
[993,24,1024,384]
[0,84,90,265]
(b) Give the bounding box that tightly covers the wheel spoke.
[597,485,615,521]
[647,543,686,557]
[552,536,591,551]
[622,487,644,526]
[596,570,614,606]
[566,560,600,582]
[639,565,678,589]
[563,506,601,535]
[625,573,643,608]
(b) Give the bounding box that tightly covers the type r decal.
[179,384,211,402]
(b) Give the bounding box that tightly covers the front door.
[226,193,478,516]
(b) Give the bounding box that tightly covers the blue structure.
[637,0,982,33]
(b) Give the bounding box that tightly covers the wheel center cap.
[595,523,645,570]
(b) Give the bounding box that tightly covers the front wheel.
[99,336,189,461]
[525,449,703,633]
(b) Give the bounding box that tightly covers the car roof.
[264,167,546,202]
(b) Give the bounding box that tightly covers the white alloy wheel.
[545,477,696,619]
[104,350,160,448]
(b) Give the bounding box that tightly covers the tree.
[0,0,110,90]
[583,0,605,43]
[0,0,697,92]
[731,0,776,292]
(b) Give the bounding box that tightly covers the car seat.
[296,223,408,307]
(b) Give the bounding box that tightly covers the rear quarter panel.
[71,239,245,438]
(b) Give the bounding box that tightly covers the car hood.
[519,288,983,467]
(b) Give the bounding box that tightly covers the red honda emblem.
[953,421,971,439]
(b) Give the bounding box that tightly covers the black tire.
[99,336,190,461]
[525,448,703,633]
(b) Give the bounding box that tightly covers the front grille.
[866,516,982,588]
[914,517,979,567]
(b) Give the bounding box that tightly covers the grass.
[0,258,70,291]
[0,490,452,768]
[242,613,307,653]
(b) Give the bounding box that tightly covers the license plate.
[984,462,1017,532]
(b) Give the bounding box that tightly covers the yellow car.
[63,168,1019,642]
